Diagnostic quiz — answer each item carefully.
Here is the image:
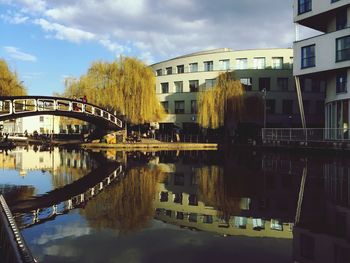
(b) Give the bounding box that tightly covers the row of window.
[160,191,198,205]
[298,0,341,15]
[161,100,197,114]
[161,98,324,115]
[155,208,286,231]
[301,35,350,69]
[160,77,292,94]
[155,57,292,76]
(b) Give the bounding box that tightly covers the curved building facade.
[152,48,324,132]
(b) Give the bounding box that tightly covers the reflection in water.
[2,147,350,262]
[82,165,165,233]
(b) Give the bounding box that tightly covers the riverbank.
[80,138,218,150]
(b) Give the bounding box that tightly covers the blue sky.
[0,0,313,96]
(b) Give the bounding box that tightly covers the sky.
[0,0,312,96]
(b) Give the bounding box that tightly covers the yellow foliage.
[62,57,165,125]
[197,72,244,129]
[0,59,27,96]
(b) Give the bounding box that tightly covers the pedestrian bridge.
[0,96,123,130]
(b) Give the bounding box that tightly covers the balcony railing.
[262,128,350,142]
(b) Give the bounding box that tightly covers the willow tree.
[0,59,27,96]
[197,72,244,135]
[62,57,165,125]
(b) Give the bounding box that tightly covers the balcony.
[294,28,350,76]
[293,0,349,32]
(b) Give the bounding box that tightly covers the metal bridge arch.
[0,96,123,130]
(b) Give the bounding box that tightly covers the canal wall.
[0,195,35,263]
[81,142,218,150]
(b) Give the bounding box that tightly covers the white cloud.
[1,0,297,62]
[0,11,29,24]
[22,72,44,79]
[4,46,37,62]
[33,18,95,43]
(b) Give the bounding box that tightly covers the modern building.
[293,0,350,136]
[151,48,324,133]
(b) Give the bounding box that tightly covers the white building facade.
[152,48,324,133]
[2,115,60,135]
[293,0,350,137]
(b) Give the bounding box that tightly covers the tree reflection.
[196,166,242,219]
[82,166,165,233]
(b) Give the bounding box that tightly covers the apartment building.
[293,0,350,137]
[151,48,324,133]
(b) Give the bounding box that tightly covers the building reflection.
[293,159,350,263]
[153,150,302,239]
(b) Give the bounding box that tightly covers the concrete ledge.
[81,142,218,150]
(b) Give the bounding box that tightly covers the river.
[0,146,348,263]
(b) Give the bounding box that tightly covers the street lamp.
[261,88,267,129]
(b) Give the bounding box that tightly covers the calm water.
[0,146,349,263]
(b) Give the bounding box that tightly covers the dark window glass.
[160,191,168,202]
[259,78,270,91]
[156,69,162,76]
[161,82,169,93]
[166,67,172,75]
[336,9,347,30]
[336,71,347,93]
[189,80,199,92]
[301,45,315,68]
[336,36,350,62]
[298,0,312,14]
[266,99,275,114]
[177,65,184,74]
[174,173,185,186]
[282,100,293,114]
[175,101,185,114]
[277,78,289,91]
[191,100,197,114]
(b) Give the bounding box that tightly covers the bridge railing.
[0,96,123,129]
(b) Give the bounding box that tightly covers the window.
[175,101,185,114]
[236,58,247,69]
[203,215,213,224]
[204,61,213,71]
[298,0,312,14]
[39,116,44,122]
[253,57,266,69]
[161,82,169,93]
[188,213,197,222]
[173,193,183,204]
[174,81,183,93]
[174,173,185,186]
[336,36,350,62]
[205,79,216,89]
[259,78,270,91]
[161,101,169,113]
[176,212,184,220]
[336,70,347,93]
[189,63,198,72]
[277,78,289,91]
[272,57,283,69]
[188,194,198,206]
[177,64,184,74]
[301,44,315,68]
[166,67,172,75]
[189,80,199,92]
[266,100,275,114]
[336,9,347,30]
[160,191,168,202]
[156,69,162,76]
[240,78,252,91]
[191,100,197,114]
[282,100,293,114]
[219,59,230,70]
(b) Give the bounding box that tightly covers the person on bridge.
[82,95,87,103]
